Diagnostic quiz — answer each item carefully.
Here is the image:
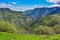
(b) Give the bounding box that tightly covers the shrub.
[16,27,28,34]
[34,25,55,35]
[0,20,17,33]
[53,24,60,34]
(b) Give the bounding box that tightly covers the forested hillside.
[24,13,60,35]
[0,8,32,27]
[0,8,60,35]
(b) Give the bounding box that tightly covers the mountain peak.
[25,7,60,20]
[0,8,11,11]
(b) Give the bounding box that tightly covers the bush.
[39,15,56,26]
[16,27,28,34]
[34,25,55,35]
[0,20,17,33]
[53,24,60,34]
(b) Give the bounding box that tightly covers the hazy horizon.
[0,0,60,11]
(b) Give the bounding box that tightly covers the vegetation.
[0,20,17,33]
[23,14,60,35]
[0,32,60,40]
[34,25,55,35]
[0,8,60,35]
[0,9,32,27]
[0,8,60,40]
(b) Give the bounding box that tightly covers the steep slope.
[0,8,32,27]
[25,7,60,20]
[0,8,60,34]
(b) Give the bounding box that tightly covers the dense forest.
[0,8,60,35]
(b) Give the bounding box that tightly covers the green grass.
[0,32,60,40]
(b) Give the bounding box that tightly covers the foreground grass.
[0,32,60,40]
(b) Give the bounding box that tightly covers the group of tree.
[24,13,60,35]
[0,9,60,35]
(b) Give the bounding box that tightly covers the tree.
[0,20,17,33]
[34,25,55,35]
[53,24,60,34]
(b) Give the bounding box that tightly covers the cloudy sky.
[0,0,60,11]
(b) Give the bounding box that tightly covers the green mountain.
[0,8,60,35]
[0,8,32,27]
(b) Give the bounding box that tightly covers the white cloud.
[11,2,17,4]
[50,4,60,7]
[46,4,60,8]
[10,7,34,11]
[47,0,60,3]
[46,0,60,7]
[10,5,41,11]
[0,3,39,11]
[0,3,13,8]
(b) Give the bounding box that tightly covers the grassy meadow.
[0,32,60,40]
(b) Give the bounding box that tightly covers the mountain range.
[0,6,60,34]
[25,7,60,20]
[0,7,60,20]
[0,7,60,27]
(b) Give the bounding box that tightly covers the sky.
[0,0,60,11]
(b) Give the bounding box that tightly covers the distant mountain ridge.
[25,7,60,20]
[0,7,60,20]
[0,8,32,27]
